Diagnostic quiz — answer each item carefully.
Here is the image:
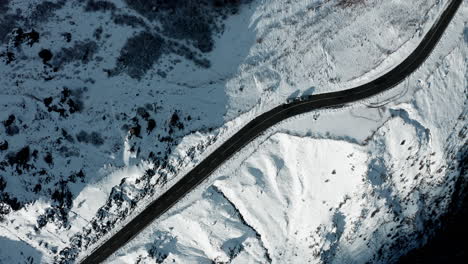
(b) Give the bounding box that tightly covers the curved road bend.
[82,0,462,263]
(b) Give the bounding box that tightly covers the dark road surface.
[81,0,462,262]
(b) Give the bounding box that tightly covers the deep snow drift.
[0,0,466,263]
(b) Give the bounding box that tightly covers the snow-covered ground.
[0,0,466,263]
[106,1,467,263]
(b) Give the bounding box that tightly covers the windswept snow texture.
[0,0,465,263]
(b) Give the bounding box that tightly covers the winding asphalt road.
[81,0,462,262]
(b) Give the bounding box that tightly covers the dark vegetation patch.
[166,40,211,68]
[2,115,16,127]
[0,192,21,216]
[109,32,211,79]
[0,177,5,191]
[4,146,32,175]
[0,106,90,225]
[84,0,116,12]
[0,27,40,65]
[0,51,15,64]
[61,129,75,143]
[337,0,366,8]
[57,104,218,263]
[42,87,84,117]
[3,114,19,136]
[52,40,98,69]
[0,0,9,13]
[137,107,150,120]
[161,7,215,53]
[5,123,19,136]
[168,111,184,134]
[37,180,73,229]
[112,14,147,29]
[76,131,105,146]
[0,140,8,151]
[93,27,103,40]
[12,28,40,47]
[108,32,164,79]
[107,0,249,79]
[124,0,246,53]
[0,135,87,226]
[0,13,18,44]
[28,0,65,24]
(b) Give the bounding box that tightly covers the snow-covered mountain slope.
[0,0,465,263]
[106,2,467,263]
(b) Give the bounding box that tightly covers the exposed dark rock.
[62,32,72,42]
[129,125,141,138]
[33,184,42,193]
[147,119,156,134]
[43,97,53,107]
[38,49,53,63]
[44,152,53,165]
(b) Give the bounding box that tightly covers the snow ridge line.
[211,185,273,263]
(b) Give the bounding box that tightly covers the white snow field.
[0,0,466,263]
